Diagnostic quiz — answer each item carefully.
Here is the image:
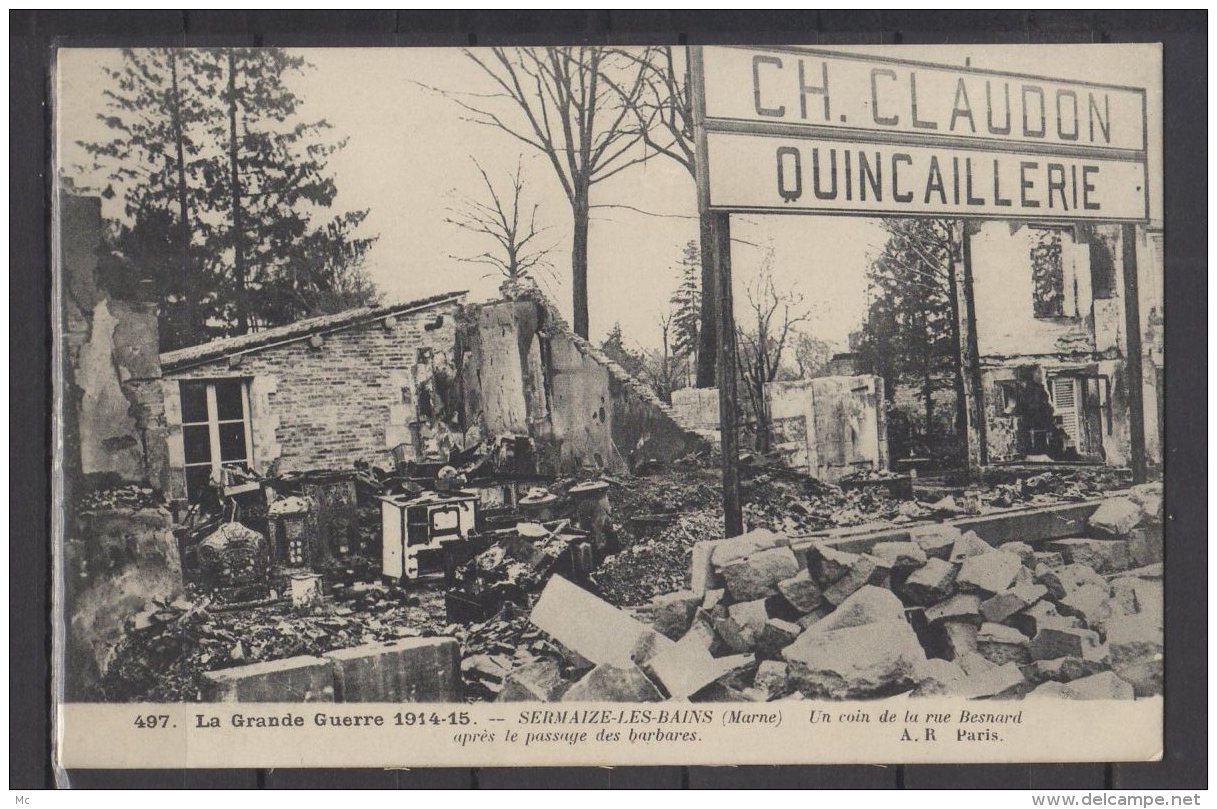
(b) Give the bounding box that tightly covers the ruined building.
[158,285,707,503]
[971,222,1164,468]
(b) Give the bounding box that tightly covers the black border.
[9,9,1207,790]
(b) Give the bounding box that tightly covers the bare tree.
[736,253,811,454]
[607,45,719,389]
[646,312,681,404]
[445,157,553,284]
[434,47,648,338]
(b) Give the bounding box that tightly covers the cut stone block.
[1036,563,1104,601]
[680,609,724,656]
[913,658,967,696]
[776,569,822,614]
[976,622,1030,666]
[949,530,993,563]
[979,584,1047,624]
[1125,527,1164,567]
[1033,551,1067,569]
[902,558,959,606]
[711,528,789,568]
[1127,483,1163,522]
[795,604,833,631]
[561,663,663,702]
[942,621,979,661]
[805,585,906,635]
[956,551,1024,595]
[689,541,726,596]
[1007,600,1080,638]
[1057,584,1115,629]
[1029,626,1106,662]
[646,637,754,700]
[870,541,928,569]
[809,544,862,586]
[1088,497,1144,537]
[531,575,674,666]
[644,590,702,641]
[1107,576,1163,627]
[753,660,789,699]
[1028,671,1134,700]
[925,593,982,625]
[1046,537,1133,574]
[756,618,802,658]
[327,638,461,703]
[864,554,893,589]
[955,651,995,677]
[201,655,334,703]
[497,659,570,702]
[1027,656,1108,685]
[909,524,961,561]
[821,554,879,606]
[960,661,1026,699]
[1105,614,1163,697]
[716,598,769,653]
[1001,541,1036,567]
[783,619,927,699]
[720,546,800,602]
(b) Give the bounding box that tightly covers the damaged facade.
[671,376,889,482]
[971,222,1164,469]
[59,190,169,493]
[158,288,707,504]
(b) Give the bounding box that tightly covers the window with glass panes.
[180,378,253,502]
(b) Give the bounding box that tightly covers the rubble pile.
[978,467,1131,510]
[76,484,163,513]
[593,464,910,606]
[98,585,449,701]
[493,485,1162,703]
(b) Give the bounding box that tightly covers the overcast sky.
[55,44,1160,354]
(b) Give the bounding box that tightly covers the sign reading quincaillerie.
[696,46,1149,221]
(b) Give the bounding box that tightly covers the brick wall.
[163,301,461,499]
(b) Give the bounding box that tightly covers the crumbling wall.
[461,297,707,474]
[162,300,462,500]
[457,300,543,438]
[671,377,889,481]
[59,192,167,490]
[971,222,1098,359]
[65,506,182,699]
[981,361,1132,466]
[769,376,887,481]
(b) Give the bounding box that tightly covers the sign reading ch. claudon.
[696,46,1149,221]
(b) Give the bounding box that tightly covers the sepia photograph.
[49,38,1166,769]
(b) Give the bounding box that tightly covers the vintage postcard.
[52,42,1164,770]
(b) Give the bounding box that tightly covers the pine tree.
[79,47,380,348]
[858,218,962,446]
[198,48,379,332]
[668,240,701,380]
[79,48,215,347]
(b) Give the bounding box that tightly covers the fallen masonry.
[87,455,1162,705]
[479,481,1163,704]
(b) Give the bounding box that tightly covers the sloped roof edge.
[160,290,467,372]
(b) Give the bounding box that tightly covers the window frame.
[180,378,254,501]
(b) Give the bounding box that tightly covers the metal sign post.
[690,46,744,537]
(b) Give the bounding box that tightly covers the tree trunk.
[571,187,590,339]
[168,51,195,345]
[923,365,935,447]
[695,210,717,387]
[226,50,249,334]
[945,233,968,442]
